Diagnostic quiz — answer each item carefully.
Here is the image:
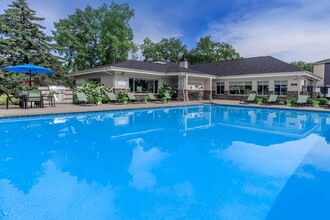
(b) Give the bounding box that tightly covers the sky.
[1,0,330,62]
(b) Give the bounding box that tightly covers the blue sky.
[1,0,330,62]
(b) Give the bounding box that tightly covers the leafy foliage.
[158,83,175,98]
[0,0,70,86]
[290,61,313,72]
[185,35,242,64]
[53,2,136,71]
[140,37,187,63]
[316,97,328,105]
[74,81,110,102]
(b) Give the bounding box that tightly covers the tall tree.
[186,35,241,64]
[290,61,313,72]
[53,3,136,71]
[0,0,64,83]
[140,37,187,63]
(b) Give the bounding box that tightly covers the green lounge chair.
[107,92,120,104]
[147,93,162,102]
[127,93,139,103]
[27,90,42,108]
[76,92,96,105]
[295,95,308,107]
[266,95,278,105]
[239,93,256,104]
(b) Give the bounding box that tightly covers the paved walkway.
[0,100,329,118]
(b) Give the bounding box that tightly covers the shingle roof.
[188,56,304,77]
[313,58,330,65]
[71,56,304,77]
[112,60,204,74]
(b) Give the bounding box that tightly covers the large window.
[129,78,158,93]
[257,81,269,95]
[274,81,288,96]
[229,81,252,94]
[216,82,225,94]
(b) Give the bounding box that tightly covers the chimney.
[179,55,188,68]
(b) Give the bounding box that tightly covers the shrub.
[316,98,328,105]
[306,97,313,105]
[159,83,175,98]
[117,91,128,99]
[0,95,19,105]
[259,96,268,101]
[102,97,109,104]
[0,94,7,105]
[74,81,110,101]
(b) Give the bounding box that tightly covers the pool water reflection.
[1,104,330,219]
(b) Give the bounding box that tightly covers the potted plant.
[142,96,148,104]
[97,97,103,105]
[162,97,167,103]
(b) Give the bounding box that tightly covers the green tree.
[53,2,136,71]
[290,61,313,72]
[186,35,241,64]
[0,0,66,85]
[140,37,187,63]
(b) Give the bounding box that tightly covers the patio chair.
[295,95,308,107]
[45,91,56,107]
[127,93,139,103]
[27,90,42,108]
[76,92,96,105]
[107,92,120,104]
[147,93,162,102]
[266,95,278,105]
[239,93,256,104]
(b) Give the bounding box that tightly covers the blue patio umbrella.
[2,64,54,86]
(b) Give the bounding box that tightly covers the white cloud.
[206,0,330,62]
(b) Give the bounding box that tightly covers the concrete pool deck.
[1,100,330,117]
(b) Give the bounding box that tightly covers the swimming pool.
[1,104,330,219]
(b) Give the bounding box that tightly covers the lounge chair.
[239,93,256,104]
[76,92,96,105]
[127,93,139,103]
[295,95,308,107]
[266,95,278,105]
[107,92,120,104]
[147,93,162,102]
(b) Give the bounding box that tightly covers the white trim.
[216,71,321,80]
[108,67,166,76]
[69,68,108,76]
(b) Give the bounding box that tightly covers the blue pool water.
[1,104,330,219]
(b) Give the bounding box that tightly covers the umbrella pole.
[30,70,32,87]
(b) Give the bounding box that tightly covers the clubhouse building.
[69,56,321,101]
